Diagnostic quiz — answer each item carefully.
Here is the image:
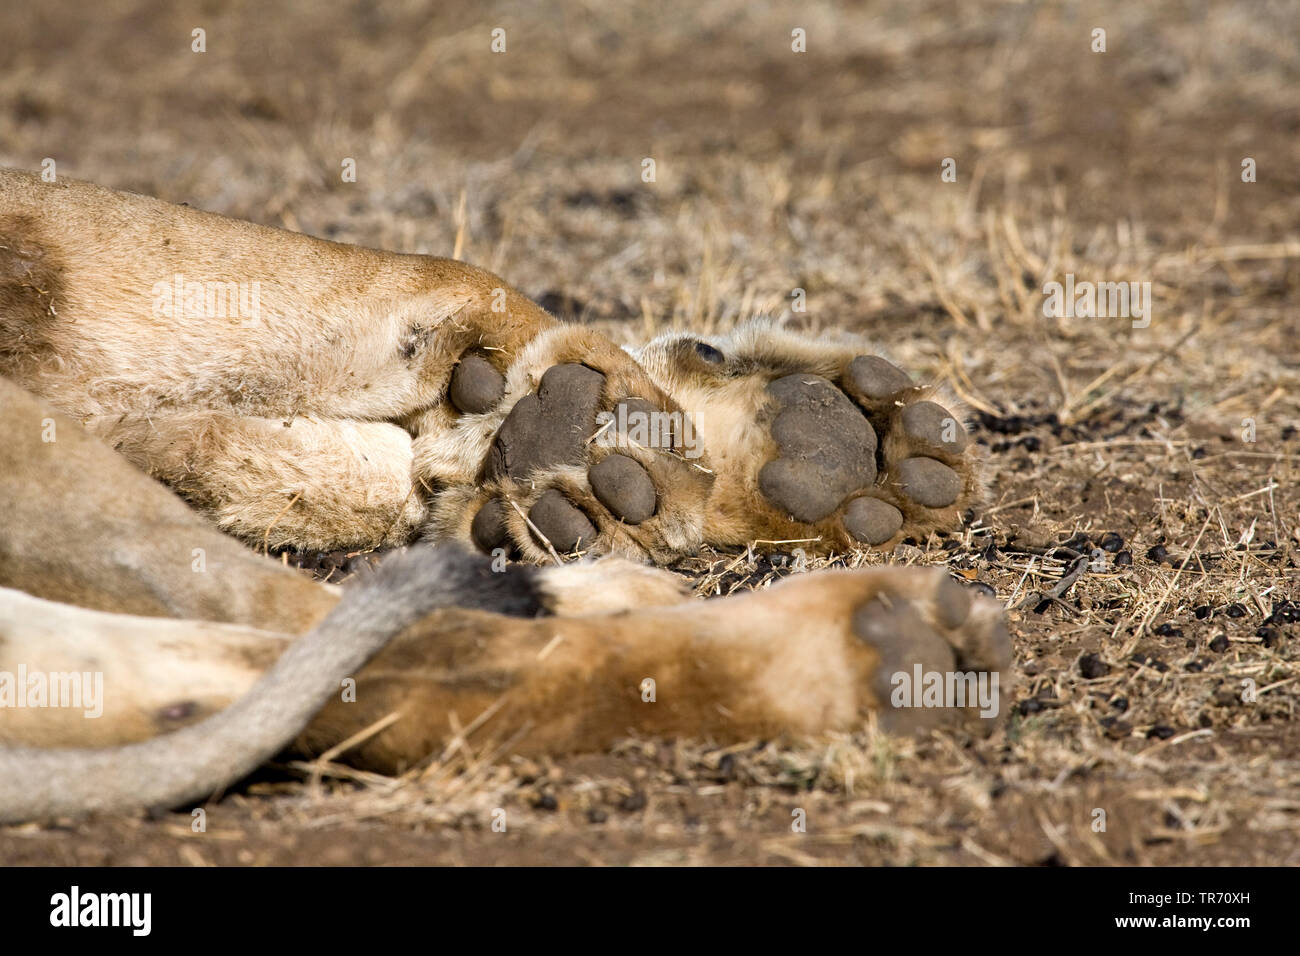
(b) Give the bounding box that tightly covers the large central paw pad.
[488,363,605,478]
[758,374,877,523]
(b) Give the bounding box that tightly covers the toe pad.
[847,355,912,399]
[843,497,904,545]
[529,489,598,553]
[589,454,657,524]
[901,401,969,452]
[470,498,510,553]
[449,354,506,414]
[897,457,962,508]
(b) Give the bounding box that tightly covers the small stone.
[1078,653,1111,679]
[1098,531,1125,552]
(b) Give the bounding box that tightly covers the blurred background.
[2,0,1295,333]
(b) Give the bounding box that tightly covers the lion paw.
[632,324,982,553]
[418,329,714,564]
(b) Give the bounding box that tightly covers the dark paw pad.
[529,489,598,552]
[589,453,657,524]
[847,355,912,399]
[470,498,510,553]
[758,374,877,523]
[897,457,962,508]
[853,597,957,722]
[933,575,972,629]
[488,363,606,478]
[901,401,968,451]
[449,354,506,414]
[843,497,904,545]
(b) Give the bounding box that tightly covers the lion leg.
[0,586,289,749]
[100,408,426,553]
[302,565,1011,772]
[0,547,691,753]
[0,377,336,630]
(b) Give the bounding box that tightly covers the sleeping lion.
[0,169,1007,822]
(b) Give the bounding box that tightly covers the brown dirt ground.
[2,0,1298,866]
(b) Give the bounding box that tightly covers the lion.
[0,170,1007,823]
[0,168,980,563]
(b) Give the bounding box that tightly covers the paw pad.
[529,488,598,553]
[847,355,912,399]
[901,401,969,452]
[449,353,506,415]
[843,497,903,545]
[851,574,1009,732]
[896,457,962,508]
[757,374,877,523]
[589,453,656,524]
[470,498,511,553]
[852,598,958,708]
[488,363,605,478]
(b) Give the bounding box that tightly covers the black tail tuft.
[348,543,546,620]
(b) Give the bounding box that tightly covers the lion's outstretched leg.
[0,547,693,754]
[0,586,290,749]
[0,520,1008,820]
[0,546,548,823]
[301,565,1011,772]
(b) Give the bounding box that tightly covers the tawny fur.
[0,375,1007,821]
[1,168,981,559]
[0,171,1006,822]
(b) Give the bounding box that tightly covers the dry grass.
[1,0,1298,864]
